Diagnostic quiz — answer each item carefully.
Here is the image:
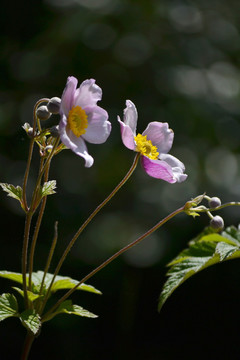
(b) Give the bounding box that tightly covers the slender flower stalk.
[22,210,34,307]
[39,153,140,314]
[42,205,185,321]
[204,201,240,212]
[22,137,59,307]
[38,221,59,301]
[22,98,50,211]
[29,137,60,213]
[28,160,51,291]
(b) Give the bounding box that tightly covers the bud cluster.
[207,196,224,230]
[36,97,61,121]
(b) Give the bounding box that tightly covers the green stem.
[22,98,49,211]
[22,138,59,306]
[208,202,240,212]
[29,137,60,213]
[39,153,140,314]
[22,211,34,308]
[37,221,58,307]
[42,205,184,322]
[28,160,50,291]
[21,332,35,360]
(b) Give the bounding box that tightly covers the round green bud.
[47,97,61,114]
[36,105,51,121]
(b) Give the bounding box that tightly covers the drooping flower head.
[118,100,187,183]
[59,76,111,167]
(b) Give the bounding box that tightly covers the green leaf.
[20,309,41,335]
[40,180,56,198]
[0,270,101,296]
[0,271,23,284]
[12,287,43,302]
[30,271,102,295]
[43,300,97,322]
[159,226,240,311]
[51,277,102,295]
[0,183,22,202]
[0,293,18,321]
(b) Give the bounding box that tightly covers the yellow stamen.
[134,133,159,160]
[67,106,88,137]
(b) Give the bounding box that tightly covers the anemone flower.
[118,100,187,183]
[59,76,111,167]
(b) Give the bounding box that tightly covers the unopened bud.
[47,97,61,114]
[49,125,59,137]
[27,128,34,137]
[36,105,51,121]
[45,145,53,152]
[22,122,35,137]
[210,215,224,230]
[209,197,221,208]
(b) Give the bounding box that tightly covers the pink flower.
[59,76,111,167]
[118,100,187,183]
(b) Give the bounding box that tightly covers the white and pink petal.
[82,106,111,144]
[60,76,78,116]
[123,100,138,135]
[160,154,187,183]
[141,156,177,183]
[59,116,94,167]
[74,79,102,108]
[118,117,136,150]
[142,122,174,155]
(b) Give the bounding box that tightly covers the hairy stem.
[22,98,49,211]
[28,160,50,291]
[42,205,184,321]
[29,137,60,213]
[39,153,140,314]
[22,211,34,308]
[37,221,59,306]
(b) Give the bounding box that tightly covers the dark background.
[1,0,240,359]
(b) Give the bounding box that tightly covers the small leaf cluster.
[159,225,240,311]
[0,181,56,212]
[0,271,101,335]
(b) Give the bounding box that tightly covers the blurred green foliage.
[1,0,240,359]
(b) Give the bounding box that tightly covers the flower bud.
[45,145,53,153]
[22,122,35,137]
[47,97,61,114]
[210,215,224,230]
[36,105,51,120]
[49,125,59,137]
[208,197,221,208]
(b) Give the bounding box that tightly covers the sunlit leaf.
[52,277,102,295]
[12,287,43,302]
[43,300,97,322]
[0,271,101,297]
[20,309,41,335]
[40,180,56,198]
[0,293,18,321]
[159,226,240,311]
[0,271,23,284]
[0,183,22,202]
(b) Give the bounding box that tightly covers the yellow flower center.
[67,106,88,137]
[134,133,159,160]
